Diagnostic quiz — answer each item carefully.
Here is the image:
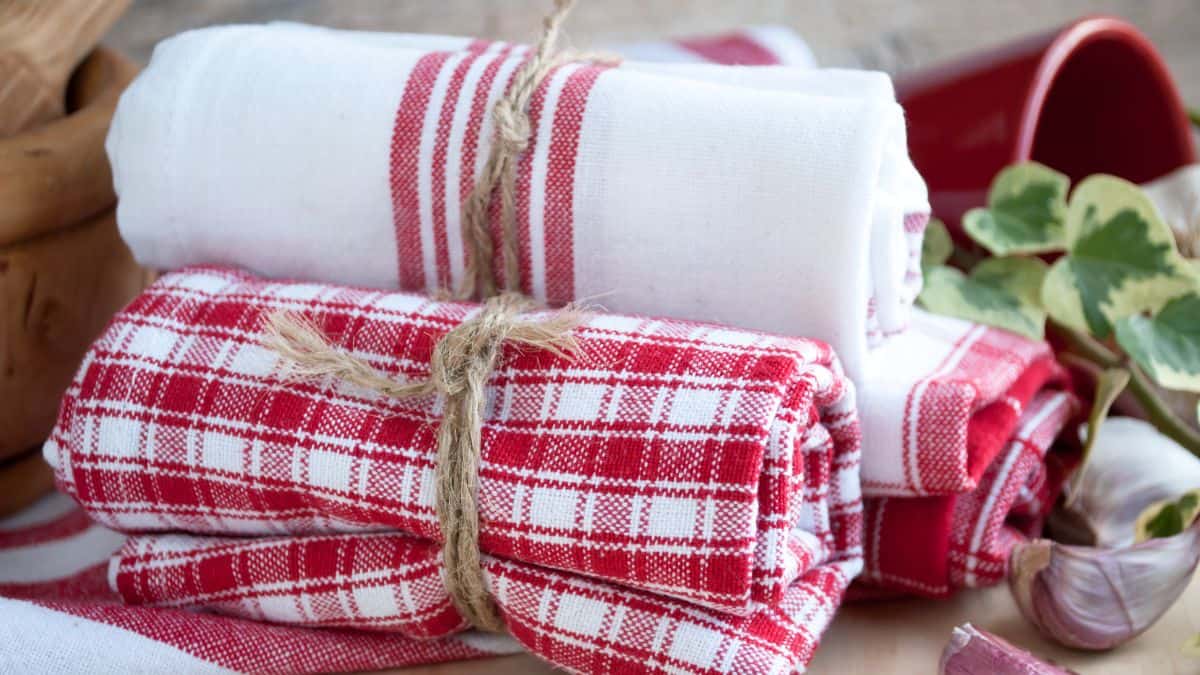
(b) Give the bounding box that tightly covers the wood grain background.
[107,0,1200,104]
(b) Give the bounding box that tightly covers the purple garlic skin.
[940,624,1076,674]
[1009,527,1200,651]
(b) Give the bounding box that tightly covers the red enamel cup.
[896,15,1196,233]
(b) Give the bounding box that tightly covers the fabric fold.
[106,23,928,379]
[853,310,1079,597]
[46,267,863,674]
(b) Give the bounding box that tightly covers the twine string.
[265,0,607,632]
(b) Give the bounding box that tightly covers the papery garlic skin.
[940,623,1075,674]
[1062,418,1200,547]
[1009,527,1200,650]
[1143,164,1200,257]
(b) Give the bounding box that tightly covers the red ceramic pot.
[896,15,1196,233]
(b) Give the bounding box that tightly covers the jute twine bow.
[265,0,613,632]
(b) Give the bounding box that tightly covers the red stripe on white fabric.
[513,64,561,296]
[857,390,1076,597]
[0,503,94,550]
[430,50,487,288]
[541,65,609,305]
[674,32,782,66]
[26,596,496,673]
[391,52,453,291]
[457,45,518,289]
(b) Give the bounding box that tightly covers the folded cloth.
[0,493,519,674]
[858,310,1071,497]
[858,391,1077,597]
[45,267,863,674]
[106,24,929,379]
[852,310,1078,596]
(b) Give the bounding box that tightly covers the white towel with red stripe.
[853,310,1079,596]
[106,23,928,380]
[34,267,863,674]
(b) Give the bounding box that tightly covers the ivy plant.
[919,161,1200,458]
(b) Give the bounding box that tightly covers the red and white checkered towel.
[853,310,1079,596]
[106,23,928,379]
[39,267,862,673]
[0,493,517,673]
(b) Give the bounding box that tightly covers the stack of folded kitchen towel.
[0,19,1078,675]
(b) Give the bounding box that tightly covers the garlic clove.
[940,623,1076,674]
[1142,164,1200,258]
[1057,418,1200,547]
[1009,525,1200,650]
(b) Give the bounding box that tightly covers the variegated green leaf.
[1136,488,1200,541]
[921,218,953,270]
[1042,175,1195,338]
[918,257,1047,340]
[1069,367,1130,501]
[962,162,1069,256]
[1116,293,1200,392]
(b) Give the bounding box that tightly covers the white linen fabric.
[106,24,927,379]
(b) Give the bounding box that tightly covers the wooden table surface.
[108,1,1200,105]
[385,574,1200,674]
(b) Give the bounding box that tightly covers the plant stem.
[1052,320,1200,455]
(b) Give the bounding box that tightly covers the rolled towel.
[105,24,928,379]
[46,267,862,674]
[855,310,1079,596]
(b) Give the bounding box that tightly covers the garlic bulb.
[1142,164,1200,257]
[1009,526,1200,650]
[940,623,1075,674]
[1056,417,1200,547]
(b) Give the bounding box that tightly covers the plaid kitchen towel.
[851,310,1079,596]
[858,310,1072,498]
[106,23,928,380]
[0,493,520,674]
[858,391,1077,597]
[40,266,863,674]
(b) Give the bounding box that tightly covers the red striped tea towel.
[106,24,928,379]
[847,310,1078,597]
[858,310,1071,497]
[858,391,1077,597]
[44,267,863,673]
[0,493,518,673]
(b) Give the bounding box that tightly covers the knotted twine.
[264,0,615,632]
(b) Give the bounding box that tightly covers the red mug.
[896,15,1196,233]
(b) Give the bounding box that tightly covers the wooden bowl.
[0,208,155,461]
[0,45,137,246]
[0,46,154,469]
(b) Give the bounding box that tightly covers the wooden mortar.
[0,46,153,469]
[0,46,133,247]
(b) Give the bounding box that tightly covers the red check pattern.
[0,494,503,673]
[111,530,858,673]
[858,389,1078,597]
[47,267,863,673]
